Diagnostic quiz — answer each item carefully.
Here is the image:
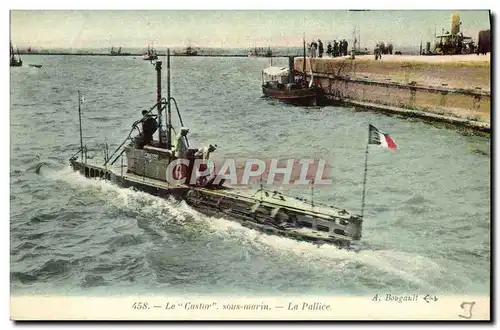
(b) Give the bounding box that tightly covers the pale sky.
[10,10,490,49]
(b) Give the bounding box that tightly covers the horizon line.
[11,44,422,50]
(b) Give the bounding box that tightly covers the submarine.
[68,49,363,249]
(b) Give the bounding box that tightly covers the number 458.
[132,302,149,310]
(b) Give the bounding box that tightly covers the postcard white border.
[10,296,491,320]
[4,0,496,328]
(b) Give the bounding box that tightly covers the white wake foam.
[48,166,444,289]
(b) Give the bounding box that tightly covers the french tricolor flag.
[368,124,397,150]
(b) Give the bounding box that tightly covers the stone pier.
[295,54,491,133]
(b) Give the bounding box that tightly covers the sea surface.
[10,55,490,296]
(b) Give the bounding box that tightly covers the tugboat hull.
[262,85,322,106]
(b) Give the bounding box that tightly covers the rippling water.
[10,55,490,296]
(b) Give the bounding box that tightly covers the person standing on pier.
[310,40,318,58]
[343,39,348,56]
[374,43,382,60]
[326,42,332,57]
[333,40,339,57]
[318,39,324,58]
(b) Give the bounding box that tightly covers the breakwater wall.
[295,55,491,133]
[17,51,295,58]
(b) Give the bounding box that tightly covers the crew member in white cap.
[193,144,217,186]
[174,127,189,158]
[194,144,217,160]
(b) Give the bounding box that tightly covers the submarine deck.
[118,169,357,221]
[73,159,359,246]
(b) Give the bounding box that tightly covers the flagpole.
[260,174,263,202]
[310,180,314,208]
[360,141,369,219]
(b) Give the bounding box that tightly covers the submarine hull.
[70,159,361,249]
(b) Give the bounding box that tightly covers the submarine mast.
[77,90,85,162]
[167,49,172,149]
[155,59,163,145]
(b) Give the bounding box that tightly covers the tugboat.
[10,41,22,67]
[68,49,362,249]
[261,40,323,106]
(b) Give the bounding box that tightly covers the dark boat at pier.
[261,41,323,106]
[29,64,42,68]
[10,42,22,67]
[261,71,319,106]
[68,49,362,249]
